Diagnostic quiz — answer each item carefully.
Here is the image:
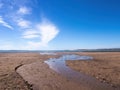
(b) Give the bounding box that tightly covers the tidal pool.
[40,52,56,55]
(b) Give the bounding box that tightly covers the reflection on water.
[40,52,56,55]
[44,54,113,90]
[44,54,93,77]
[44,55,93,82]
[56,54,93,60]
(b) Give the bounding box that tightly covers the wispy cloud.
[12,6,31,29]
[22,30,39,39]
[17,6,30,15]
[0,1,59,50]
[0,16,13,30]
[17,19,31,28]
[22,18,59,48]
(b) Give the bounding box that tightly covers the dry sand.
[0,52,119,90]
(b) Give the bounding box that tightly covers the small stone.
[96,76,99,79]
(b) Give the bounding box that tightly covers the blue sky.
[0,0,120,50]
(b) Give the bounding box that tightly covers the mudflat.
[66,52,120,89]
[0,53,57,90]
[0,52,119,90]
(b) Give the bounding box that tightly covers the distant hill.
[74,48,120,52]
[0,48,120,53]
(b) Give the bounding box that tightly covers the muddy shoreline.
[0,53,57,90]
[0,52,119,90]
[66,52,120,89]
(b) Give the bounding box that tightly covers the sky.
[0,0,120,50]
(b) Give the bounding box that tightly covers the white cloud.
[0,2,59,50]
[0,1,60,50]
[13,7,31,28]
[0,18,59,50]
[17,6,30,15]
[37,19,59,45]
[22,30,39,39]
[22,18,59,48]
[23,34,39,39]
[0,16,13,30]
[17,19,31,28]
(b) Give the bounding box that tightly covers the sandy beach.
[0,52,119,90]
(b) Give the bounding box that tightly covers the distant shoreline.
[0,48,120,53]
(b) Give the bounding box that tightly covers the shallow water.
[40,52,56,55]
[44,54,115,90]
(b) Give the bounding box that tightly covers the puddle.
[44,54,114,90]
[40,52,56,55]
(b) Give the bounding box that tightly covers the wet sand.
[66,52,120,89]
[0,53,57,90]
[17,61,89,90]
[0,52,119,90]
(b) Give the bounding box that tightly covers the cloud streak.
[22,30,39,39]
[17,19,31,28]
[17,6,30,15]
[0,16,13,29]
